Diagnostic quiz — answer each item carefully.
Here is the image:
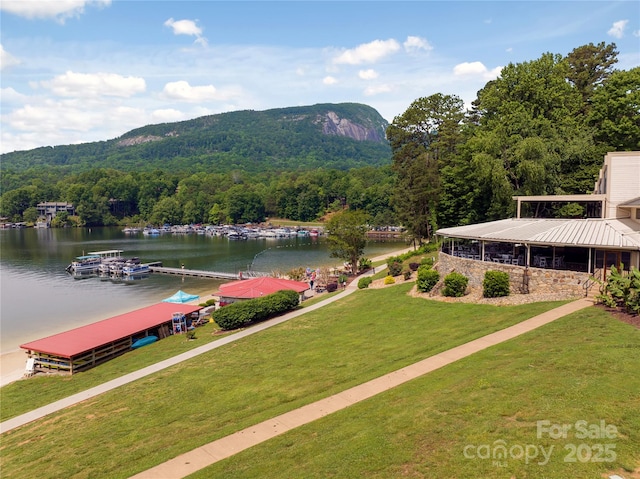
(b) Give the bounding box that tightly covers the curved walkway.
[0,249,407,434]
[130,297,592,478]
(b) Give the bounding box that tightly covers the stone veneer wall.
[438,253,591,296]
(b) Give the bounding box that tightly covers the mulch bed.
[595,304,640,329]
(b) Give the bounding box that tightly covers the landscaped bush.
[421,256,434,268]
[358,257,372,272]
[597,265,640,314]
[417,266,439,292]
[213,289,300,330]
[409,262,420,271]
[442,272,468,297]
[384,275,396,285]
[358,277,373,289]
[403,270,412,280]
[199,298,217,307]
[326,283,338,293]
[483,270,510,298]
[387,259,403,276]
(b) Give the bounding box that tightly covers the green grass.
[0,322,233,421]
[191,307,640,479]
[0,284,566,479]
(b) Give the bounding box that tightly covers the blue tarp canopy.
[162,290,200,304]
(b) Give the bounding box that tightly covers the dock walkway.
[150,266,238,280]
[149,266,268,280]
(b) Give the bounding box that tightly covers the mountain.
[1,103,391,174]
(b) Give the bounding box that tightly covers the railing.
[583,268,603,297]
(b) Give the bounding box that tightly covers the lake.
[0,227,404,353]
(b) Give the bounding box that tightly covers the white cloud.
[151,108,185,123]
[0,0,110,23]
[403,36,432,53]
[608,19,628,39]
[0,87,28,104]
[161,80,239,102]
[323,76,338,85]
[364,84,392,96]
[164,18,208,46]
[453,61,502,80]
[358,69,378,80]
[40,71,146,98]
[0,45,20,70]
[333,39,400,65]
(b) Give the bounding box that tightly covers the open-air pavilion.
[435,151,640,295]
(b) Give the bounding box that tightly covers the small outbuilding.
[218,276,309,306]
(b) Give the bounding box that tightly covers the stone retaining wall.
[438,253,591,296]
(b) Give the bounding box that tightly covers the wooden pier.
[149,266,269,280]
[149,266,238,280]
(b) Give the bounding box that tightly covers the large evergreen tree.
[386,93,465,242]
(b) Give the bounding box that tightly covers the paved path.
[0,249,408,434]
[130,297,592,479]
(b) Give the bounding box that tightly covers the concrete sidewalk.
[130,297,592,479]
[0,249,403,434]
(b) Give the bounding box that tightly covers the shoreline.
[0,247,412,388]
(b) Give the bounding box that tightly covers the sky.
[1,1,638,154]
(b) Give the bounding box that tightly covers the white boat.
[122,262,150,276]
[66,255,102,272]
[66,249,124,273]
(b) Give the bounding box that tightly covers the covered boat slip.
[20,302,202,375]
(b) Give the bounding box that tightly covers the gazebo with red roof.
[218,276,309,306]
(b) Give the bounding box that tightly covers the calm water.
[0,227,403,353]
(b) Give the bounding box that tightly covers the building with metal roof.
[436,152,640,286]
[20,302,202,375]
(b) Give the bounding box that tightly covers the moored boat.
[122,261,150,276]
[66,249,124,273]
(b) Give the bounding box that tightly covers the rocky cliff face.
[319,111,386,142]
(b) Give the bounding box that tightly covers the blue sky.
[1,1,638,154]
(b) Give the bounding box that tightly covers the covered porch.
[437,218,640,282]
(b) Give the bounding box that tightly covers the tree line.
[1,43,638,232]
[389,42,639,242]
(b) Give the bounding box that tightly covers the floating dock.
[148,266,269,280]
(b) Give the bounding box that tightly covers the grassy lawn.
[192,306,640,479]
[0,284,566,479]
[0,321,233,421]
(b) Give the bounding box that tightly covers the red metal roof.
[20,303,201,358]
[219,276,309,299]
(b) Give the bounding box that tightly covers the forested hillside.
[1,103,390,174]
[1,43,638,232]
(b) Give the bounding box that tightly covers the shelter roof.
[618,196,640,207]
[219,276,309,299]
[20,303,201,358]
[437,218,640,250]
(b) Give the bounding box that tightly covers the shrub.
[421,256,434,268]
[443,272,468,297]
[358,277,373,289]
[213,289,299,330]
[326,283,338,292]
[358,257,372,272]
[483,270,510,298]
[409,262,420,271]
[417,266,439,292]
[597,265,640,314]
[387,260,403,277]
[404,270,412,280]
[384,275,396,285]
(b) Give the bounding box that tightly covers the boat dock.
[149,266,268,280]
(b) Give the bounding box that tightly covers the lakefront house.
[435,151,640,297]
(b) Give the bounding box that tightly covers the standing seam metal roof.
[437,218,640,249]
